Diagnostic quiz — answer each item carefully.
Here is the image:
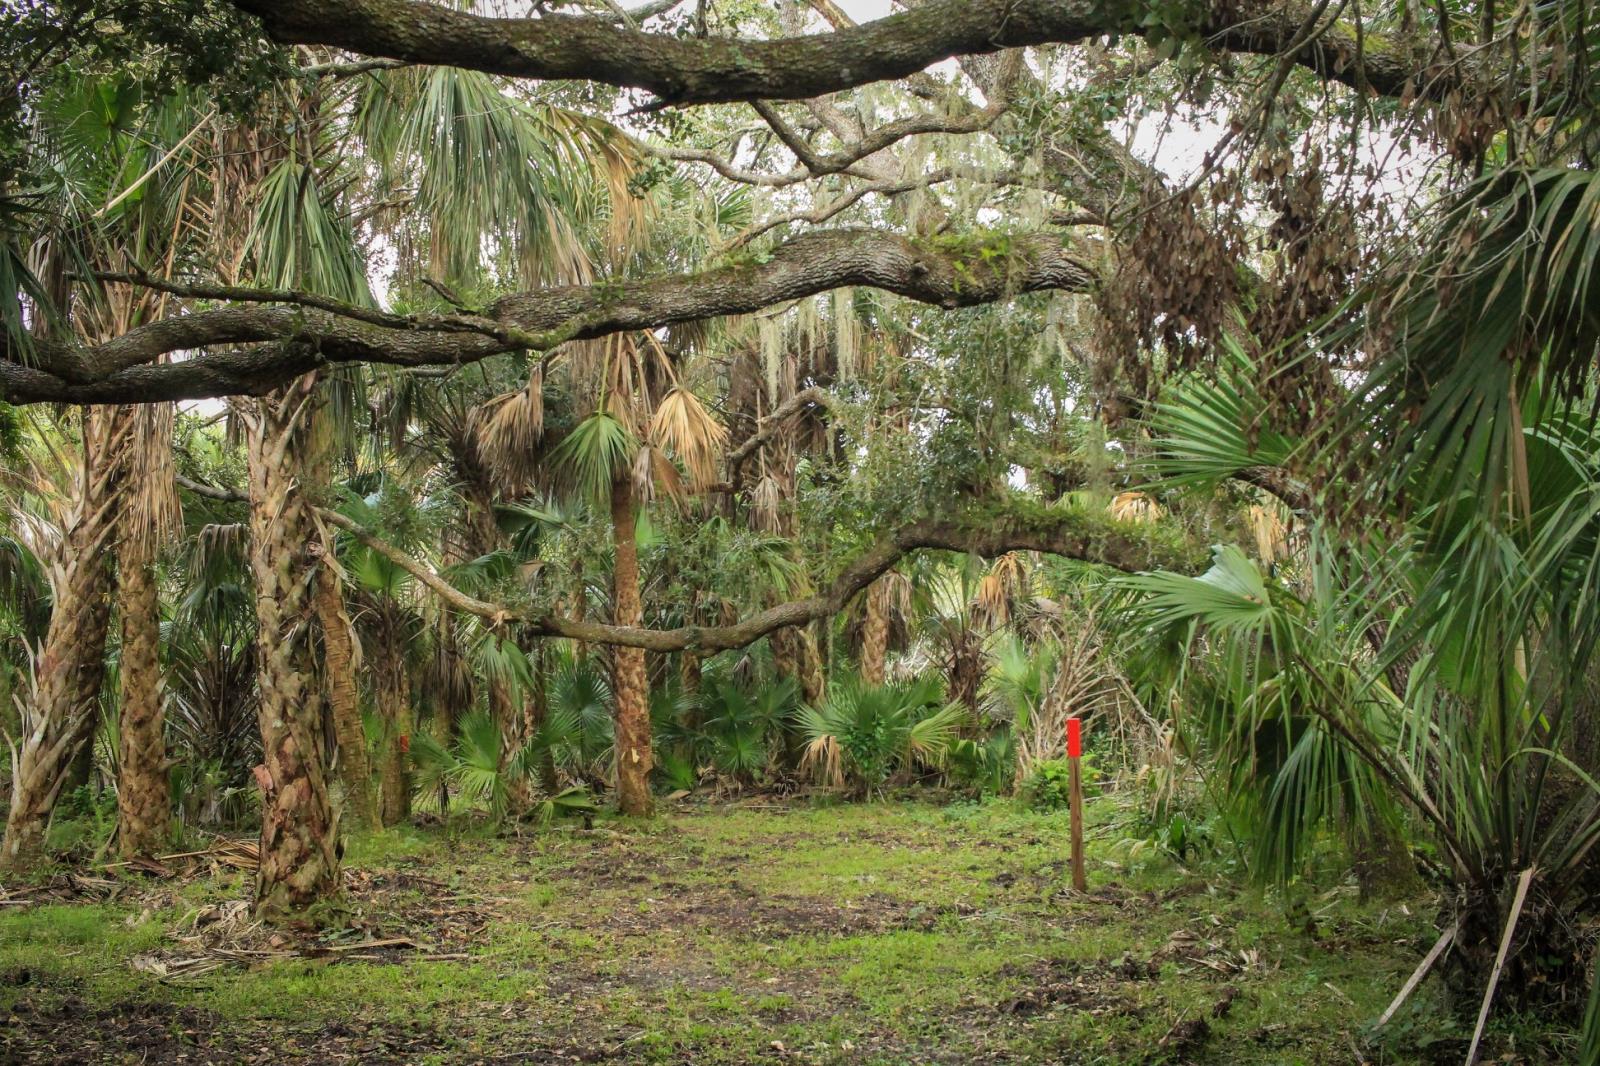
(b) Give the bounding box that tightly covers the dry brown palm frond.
[650,387,727,492]
[972,573,1010,629]
[879,568,913,617]
[801,733,845,789]
[1015,614,1163,784]
[1110,490,1165,523]
[474,368,545,494]
[629,443,656,507]
[120,402,181,556]
[190,522,249,590]
[636,330,677,393]
[630,443,684,507]
[973,552,1028,630]
[991,552,1028,595]
[749,473,784,534]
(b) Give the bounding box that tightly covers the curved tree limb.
[230,0,1464,108]
[320,503,1202,653]
[725,386,830,468]
[2,229,1094,405]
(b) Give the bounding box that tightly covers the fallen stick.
[1376,916,1462,1027]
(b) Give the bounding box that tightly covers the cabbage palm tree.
[541,337,728,815]
[114,400,179,858]
[0,76,196,869]
[0,406,128,870]
[1136,320,1600,1015]
[239,376,343,918]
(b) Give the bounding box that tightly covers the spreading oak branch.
[317,504,1201,653]
[231,0,1470,107]
[1,229,1093,405]
[178,471,1201,652]
[725,387,831,469]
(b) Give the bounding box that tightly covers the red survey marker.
[1066,717,1082,759]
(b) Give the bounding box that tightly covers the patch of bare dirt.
[1,976,650,1064]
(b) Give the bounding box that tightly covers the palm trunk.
[491,675,532,814]
[527,642,557,794]
[313,566,379,832]
[245,378,341,920]
[680,651,702,696]
[797,627,827,706]
[770,627,801,689]
[609,476,653,816]
[376,638,411,827]
[1,408,127,873]
[115,532,169,859]
[860,579,890,685]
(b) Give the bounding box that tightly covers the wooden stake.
[1067,717,1086,892]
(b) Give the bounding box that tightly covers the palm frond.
[549,411,638,507]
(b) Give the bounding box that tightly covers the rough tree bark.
[114,398,180,860]
[313,564,379,832]
[1,408,127,873]
[233,0,1459,107]
[769,627,803,698]
[2,230,1094,405]
[860,578,891,686]
[244,375,342,920]
[114,511,169,859]
[314,571,377,829]
[320,503,1203,654]
[609,476,653,816]
[375,637,411,828]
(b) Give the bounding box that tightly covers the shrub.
[795,674,965,794]
[1019,757,1100,811]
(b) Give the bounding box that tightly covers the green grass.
[0,796,1579,1063]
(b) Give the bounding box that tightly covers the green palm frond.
[796,673,953,791]
[1122,545,1279,638]
[905,702,966,766]
[247,159,372,305]
[546,653,614,770]
[471,631,536,701]
[411,711,512,818]
[1326,168,1600,520]
[355,65,636,284]
[1146,335,1299,493]
[548,412,638,508]
[526,785,599,827]
[1120,545,1403,882]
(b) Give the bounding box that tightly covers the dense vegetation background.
[1,0,1599,1060]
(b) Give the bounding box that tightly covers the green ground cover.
[0,798,1573,1063]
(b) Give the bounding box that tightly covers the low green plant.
[46,783,118,855]
[526,785,598,827]
[701,674,796,783]
[795,674,965,795]
[411,711,511,817]
[1018,756,1100,812]
[947,732,1016,795]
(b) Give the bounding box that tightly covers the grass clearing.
[0,796,1570,1063]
